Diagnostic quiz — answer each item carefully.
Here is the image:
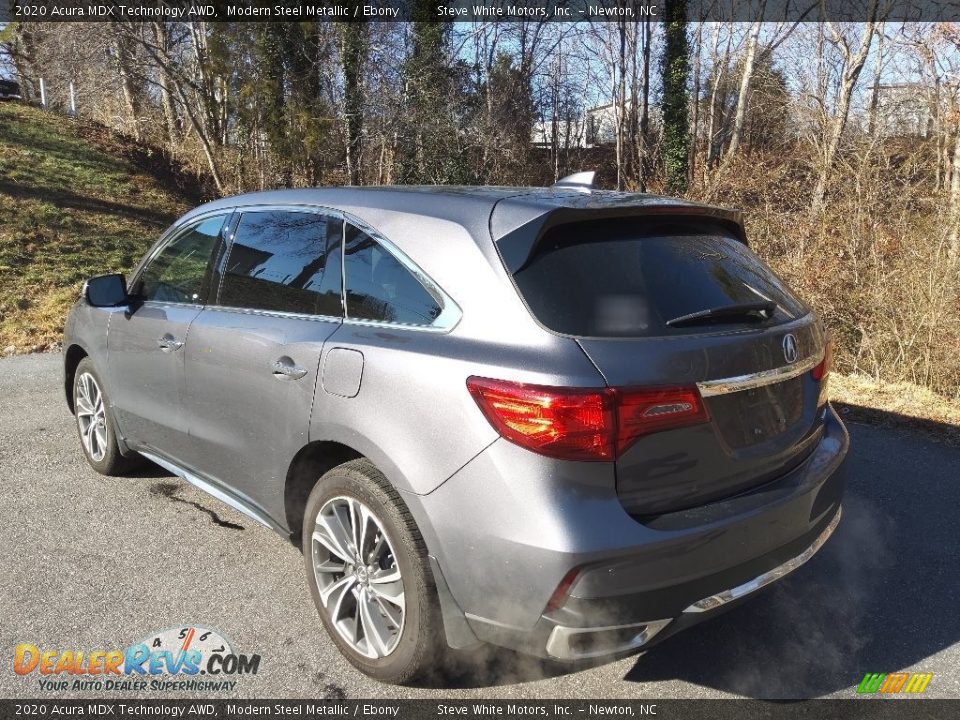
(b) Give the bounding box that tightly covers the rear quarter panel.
[309,329,606,496]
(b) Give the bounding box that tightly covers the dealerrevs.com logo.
[13,626,261,692]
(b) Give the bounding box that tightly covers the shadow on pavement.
[625,406,959,697]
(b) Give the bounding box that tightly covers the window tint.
[220,210,343,316]
[343,224,442,325]
[512,219,807,338]
[139,215,225,304]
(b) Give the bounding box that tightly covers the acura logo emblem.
[782,334,799,363]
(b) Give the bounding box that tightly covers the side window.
[138,215,226,304]
[343,224,442,326]
[219,210,343,316]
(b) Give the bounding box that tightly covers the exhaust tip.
[545,618,672,661]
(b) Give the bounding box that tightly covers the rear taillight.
[466,377,709,462]
[466,377,616,461]
[812,335,833,381]
[812,334,833,406]
[616,386,710,449]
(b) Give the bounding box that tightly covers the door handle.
[272,357,308,380]
[157,334,184,352]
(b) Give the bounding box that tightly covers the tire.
[72,357,141,476]
[302,458,445,684]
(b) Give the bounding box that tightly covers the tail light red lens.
[466,377,709,462]
[812,335,834,381]
[466,377,616,461]
[616,386,710,450]
[544,567,582,613]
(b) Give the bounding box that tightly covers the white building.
[533,102,657,149]
[872,83,932,137]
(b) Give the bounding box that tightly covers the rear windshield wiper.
[666,301,777,328]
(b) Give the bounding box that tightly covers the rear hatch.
[502,211,827,516]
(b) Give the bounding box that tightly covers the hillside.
[0,102,204,353]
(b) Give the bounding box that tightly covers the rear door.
[508,216,828,515]
[108,214,229,457]
[180,208,344,521]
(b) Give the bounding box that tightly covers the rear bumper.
[406,404,848,658]
[542,504,841,660]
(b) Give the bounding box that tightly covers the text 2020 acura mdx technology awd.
[64,181,847,683]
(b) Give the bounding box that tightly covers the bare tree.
[810,3,883,213]
[115,22,227,192]
[724,17,762,162]
[151,22,180,150]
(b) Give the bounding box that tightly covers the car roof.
[176,186,745,275]
[178,185,738,228]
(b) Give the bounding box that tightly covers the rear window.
[512,218,806,338]
[343,224,442,326]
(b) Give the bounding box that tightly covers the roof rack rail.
[552,171,596,189]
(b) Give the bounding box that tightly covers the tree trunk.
[113,35,142,140]
[724,19,761,163]
[661,0,690,194]
[689,20,703,185]
[811,19,879,214]
[949,128,960,261]
[339,18,367,186]
[705,24,729,169]
[151,22,179,149]
[614,22,627,190]
[638,16,651,191]
[867,23,885,137]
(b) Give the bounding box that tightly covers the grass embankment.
[832,374,960,446]
[0,102,202,352]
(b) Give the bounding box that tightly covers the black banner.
[1,700,959,720]
[3,0,960,23]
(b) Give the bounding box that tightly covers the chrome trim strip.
[340,316,457,334]
[545,618,672,661]
[696,354,820,397]
[140,301,204,311]
[140,451,275,530]
[202,303,452,334]
[684,506,842,614]
[203,305,342,324]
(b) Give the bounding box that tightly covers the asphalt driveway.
[0,353,957,699]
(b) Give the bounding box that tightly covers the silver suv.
[64,184,847,684]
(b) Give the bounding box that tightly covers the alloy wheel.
[76,372,107,462]
[311,496,406,658]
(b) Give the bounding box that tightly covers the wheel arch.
[64,343,89,414]
[284,440,364,540]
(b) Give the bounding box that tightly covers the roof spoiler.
[494,204,747,274]
[552,171,596,189]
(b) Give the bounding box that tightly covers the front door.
[180,208,344,522]
[108,214,229,458]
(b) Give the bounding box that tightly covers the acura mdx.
[63,181,848,683]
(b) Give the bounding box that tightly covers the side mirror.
[84,273,129,307]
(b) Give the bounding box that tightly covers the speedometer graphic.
[133,625,233,674]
